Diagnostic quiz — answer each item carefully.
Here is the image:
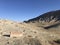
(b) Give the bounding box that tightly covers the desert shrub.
[24,37,42,45]
[13,37,41,45]
[23,30,25,32]
[28,35,32,37]
[7,42,9,44]
[11,22,14,24]
[13,39,23,45]
[15,25,18,27]
[34,31,37,33]
[27,38,41,45]
[54,39,60,44]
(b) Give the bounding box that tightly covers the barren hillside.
[0,10,60,45]
[0,19,59,45]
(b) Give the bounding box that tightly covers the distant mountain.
[24,10,60,23]
[24,10,60,29]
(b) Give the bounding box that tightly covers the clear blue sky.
[0,0,60,22]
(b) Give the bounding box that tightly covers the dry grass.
[0,19,60,45]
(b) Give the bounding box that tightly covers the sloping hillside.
[0,19,60,45]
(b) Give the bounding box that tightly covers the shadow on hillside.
[43,23,60,29]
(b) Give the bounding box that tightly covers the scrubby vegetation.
[54,39,60,44]
[13,37,41,45]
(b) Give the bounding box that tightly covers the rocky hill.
[24,10,60,23]
[24,10,60,29]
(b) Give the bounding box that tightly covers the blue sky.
[0,0,60,22]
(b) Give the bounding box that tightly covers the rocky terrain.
[0,10,60,45]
